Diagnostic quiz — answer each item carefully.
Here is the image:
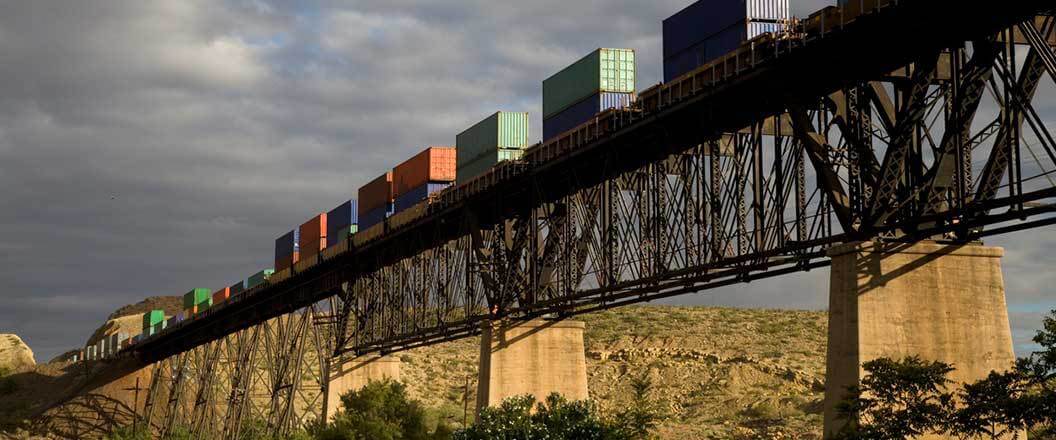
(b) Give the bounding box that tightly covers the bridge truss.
[112,2,1056,439]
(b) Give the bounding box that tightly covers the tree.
[611,373,662,440]
[313,379,448,440]
[833,356,956,439]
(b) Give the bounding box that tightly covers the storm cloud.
[2,0,1052,363]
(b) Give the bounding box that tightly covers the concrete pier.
[476,320,588,414]
[823,241,1017,438]
[325,355,401,422]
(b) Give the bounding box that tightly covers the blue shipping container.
[663,24,745,82]
[360,204,393,230]
[394,182,451,213]
[543,92,633,141]
[275,229,299,261]
[663,0,790,82]
[326,200,358,247]
[230,281,245,295]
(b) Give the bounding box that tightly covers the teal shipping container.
[456,111,529,173]
[183,288,211,309]
[247,269,275,289]
[543,48,636,119]
[142,310,165,329]
[456,148,524,184]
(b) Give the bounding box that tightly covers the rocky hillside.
[105,296,182,322]
[399,306,828,439]
[0,335,35,372]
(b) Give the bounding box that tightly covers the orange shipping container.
[299,213,327,257]
[213,287,230,304]
[185,306,197,317]
[359,172,393,215]
[393,146,456,197]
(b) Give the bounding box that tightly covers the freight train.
[76,0,904,361]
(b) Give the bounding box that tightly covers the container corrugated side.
[299,213,327,257]
[275,229,298,262]
[294,252,319,273]
[230,281,245,295]
[394,182,451,213]
[663,0,746,59]
[184,288,210,308]
[543,92,633,141]
[142,310,165,329]
[212,287,230,305]
[456,148,525,184]
[542,49,635,119]
[321,238,349,259]
[394,147,456,197]
[326,200,358,247]
[360,204,392,230]
[389,201,427,230]
[456,112,529,168]
[359,172,394,215]
[270,267,292,284]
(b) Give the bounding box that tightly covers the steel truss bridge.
[51,1,1056,438]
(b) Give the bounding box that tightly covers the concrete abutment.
[325,355,401,422]
[823,240,1018,439]
[476,319,588,414]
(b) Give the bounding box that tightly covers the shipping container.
[183,288,211,309]
[276,252,298,272]
[142,310,165,329]
[543,48,635,119]
[275,229,299,271]
[184,305,197,317]
[393,147,456,197]
[360,204,392,230]
[326,200,359,248]
[246,269,274,290]
[394,182,451,213]
[196,296,213,312]
[389,201,428,230]
[298,213,327,258]
[456,112,530,170]
[663,0,790,82]
[213,286,230,305]
[456,148,524,184]
[359,172,394,216]
[230,281,245,295]
[543,92,634,141]
[333,226,358,245]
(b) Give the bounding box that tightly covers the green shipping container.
[247,269,275,289]
[336,225,358,243]
[543,48,636,119]
[183,288,211,309]
[456,148,525,184]
[142,310,165,329]
[456,112,529,170]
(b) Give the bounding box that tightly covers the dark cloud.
[2,0,1051,363]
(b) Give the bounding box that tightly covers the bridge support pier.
[476,319,588,415]
[325,355,401,422]
[823,241,1017,439]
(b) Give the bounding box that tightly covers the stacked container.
[456,112,530,184]
[662,0,791,82]
[327,200,359,247]
[393,147,456,213]
[230,280,245,296]
[359,172,394,230]
[542,48,636,141]
[184,288,212,316]
[247,269,274,289]
[142,310,164,335]
[299,213,327,259]
[213,286,230,305]
[275,229,300,272]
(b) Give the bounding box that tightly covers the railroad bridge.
[39,1,1056,438]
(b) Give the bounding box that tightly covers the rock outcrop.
[0,334,35,372]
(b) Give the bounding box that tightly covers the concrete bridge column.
[823,241,1017,438]
[476,319,588,414]
[325,355,401,422]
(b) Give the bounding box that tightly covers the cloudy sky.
[1,0,1053,363]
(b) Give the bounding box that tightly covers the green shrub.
[454,393,630,440]
[313,379,449,440]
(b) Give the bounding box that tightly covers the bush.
[312,379,449,440]
[454,393,629,440]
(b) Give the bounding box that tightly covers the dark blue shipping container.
[275,229,299,261]
[663,24,745,82]
[360,204,393,230]
[543,92,633,141]
[394,182,451,213]
[326,199,358,247]
[230,281,245,295]
[663,0,745,59]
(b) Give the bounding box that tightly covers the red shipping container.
[213,287,230,304]
[393,146,456,197]
[275,251,299,272]
[358,172,393,215]
[299,213,327,257]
